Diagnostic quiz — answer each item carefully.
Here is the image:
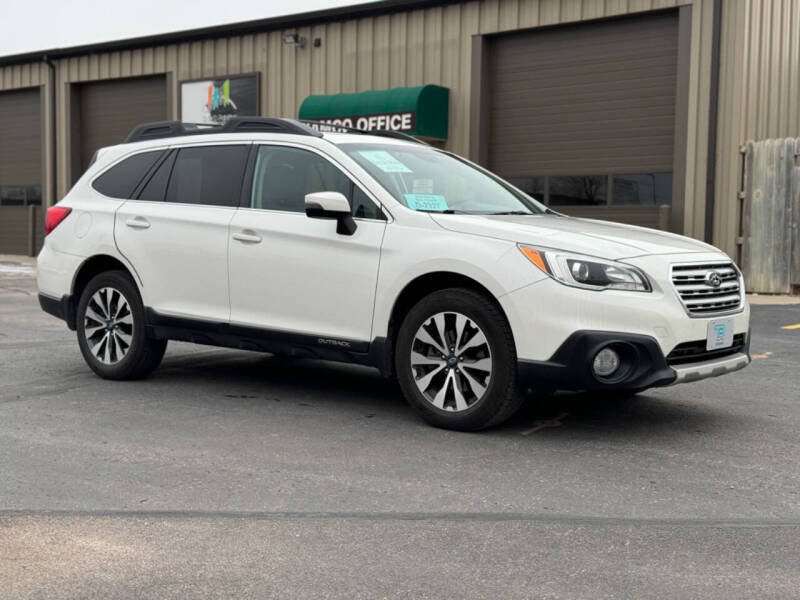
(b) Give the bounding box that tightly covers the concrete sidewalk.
[0,254,36,267]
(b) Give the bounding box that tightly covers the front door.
[228,143,386,344]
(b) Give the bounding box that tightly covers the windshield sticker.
[412,178,434,194]
[404,194,449,212]
[358,150,412,173]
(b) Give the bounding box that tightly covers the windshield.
[339,143,547,215]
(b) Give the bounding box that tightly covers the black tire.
[394,288,524,431]
[76,270,167,380]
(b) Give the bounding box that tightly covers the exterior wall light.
[283,33,306,47]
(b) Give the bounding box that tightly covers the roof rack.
[123,117,323,143]
[298,119,428,145]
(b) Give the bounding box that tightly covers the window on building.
[505,177,545,202]
[549,176,607,206]
[165,145,249,207]
[503,174,673,207]
[612,173,673,206]
[92,150,164,199]
[250,145,383,219]
[0,186,41,206]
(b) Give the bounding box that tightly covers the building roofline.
[0,0,458,67]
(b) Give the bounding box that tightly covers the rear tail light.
[45,206,72,236]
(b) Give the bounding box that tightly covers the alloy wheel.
[83,287,134,365]
[410,311,492,412]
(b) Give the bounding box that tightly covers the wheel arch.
[378,271,515,377]
[67,254,139,329]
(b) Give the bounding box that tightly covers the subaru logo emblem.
[705,271,722,288]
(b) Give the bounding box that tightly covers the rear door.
[227,143,386,343]
[113,143,250,322]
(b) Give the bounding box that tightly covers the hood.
[429,213,720,260]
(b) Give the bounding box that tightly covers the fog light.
[593,347,620,377]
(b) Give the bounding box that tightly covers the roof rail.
[298,119,428,145]
[123,117,323,143]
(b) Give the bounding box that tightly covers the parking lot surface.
[1,262,799,598]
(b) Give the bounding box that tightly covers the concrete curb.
[746,294,800,306]
[0,255,37,266]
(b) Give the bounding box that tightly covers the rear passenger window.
[92,150,164,199]
[137,151,175,202]
[166,145,249,207]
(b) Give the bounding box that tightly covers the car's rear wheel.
[395,288,524,431]
[76,270,166,380]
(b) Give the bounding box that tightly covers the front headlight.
[518,244,651,292]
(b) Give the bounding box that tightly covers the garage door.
[0,87,42,254]
[77,75,167,174]
[488,11,679,226]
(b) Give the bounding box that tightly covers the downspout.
[43,55,57,208]
[703,0,722,244]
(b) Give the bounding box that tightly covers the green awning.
[298,85,449,140]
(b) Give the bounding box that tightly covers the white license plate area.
[706,317,734,351]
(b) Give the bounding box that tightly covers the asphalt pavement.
[1,260,799,598]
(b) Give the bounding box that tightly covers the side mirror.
[305,191,357,235]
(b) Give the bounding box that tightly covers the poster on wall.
[180,74,259,124]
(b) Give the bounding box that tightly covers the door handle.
[232,230,262,244]
[125,217,150,229]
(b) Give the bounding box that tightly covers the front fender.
[371,223,546,339]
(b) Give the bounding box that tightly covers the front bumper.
[498,254,750,362]
[517,329,750,393]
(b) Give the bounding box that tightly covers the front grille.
[671,262,743,316]
[666,333,746,365]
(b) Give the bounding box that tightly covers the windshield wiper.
[484,211,534,215]
[414,209,470,214]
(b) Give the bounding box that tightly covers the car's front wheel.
[395,288,524,431]
[76,270,167,380]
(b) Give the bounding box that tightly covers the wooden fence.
[0,206,44,256]
[741,138,800,294]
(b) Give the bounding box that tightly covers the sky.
[1,0,369,58]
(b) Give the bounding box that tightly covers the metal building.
[0,0,798,266]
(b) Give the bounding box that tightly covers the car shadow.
[500,388,739,440]
[152,347,407,410]
[149,346,736,437]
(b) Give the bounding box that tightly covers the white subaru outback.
[37,117,750,431]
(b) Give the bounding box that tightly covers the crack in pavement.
[2,510,799,528]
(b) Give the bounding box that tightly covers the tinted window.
[250,145,383,219]
[549,176,607,206]
[352,187,381,219]
[166,145,249,207]
[612,173,672,206]
[92,150,164,199]
[137,151,176,202]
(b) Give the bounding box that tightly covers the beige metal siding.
[1,0,720,247]
[715,0,800,258]
[0,62,47,89]
[487,11,678,176]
